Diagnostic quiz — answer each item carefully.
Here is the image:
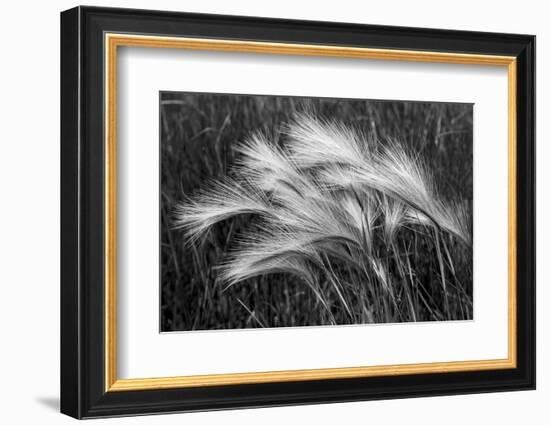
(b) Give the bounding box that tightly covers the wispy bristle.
[174,114,472,295]
[172,178,271,243]
[287,113,370,168]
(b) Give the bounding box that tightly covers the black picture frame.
[61,5,535,419]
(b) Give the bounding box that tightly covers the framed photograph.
[60,6,535,419]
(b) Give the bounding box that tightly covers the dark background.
[160,92,473,331]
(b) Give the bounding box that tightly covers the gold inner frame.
[104,33,518,392]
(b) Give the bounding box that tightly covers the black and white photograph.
[160,92,473,331]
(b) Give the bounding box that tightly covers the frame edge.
[516,34,536,391]
[60,6,83,420]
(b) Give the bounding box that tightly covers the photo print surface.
[160,92,473,332]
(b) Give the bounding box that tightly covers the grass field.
[160,92,473,331]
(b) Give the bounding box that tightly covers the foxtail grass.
[174,114,472,324]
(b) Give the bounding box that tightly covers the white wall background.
[0,0,545,423]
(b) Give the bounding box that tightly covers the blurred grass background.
[160,92,473,331]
